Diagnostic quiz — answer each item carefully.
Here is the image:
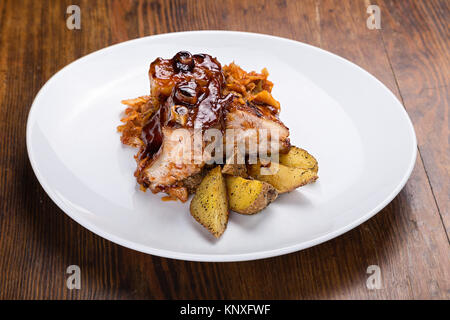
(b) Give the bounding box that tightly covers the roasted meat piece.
[222,62,290,159]
[136,52,232,200]
[225,99,290,157]
[119,52,291,201]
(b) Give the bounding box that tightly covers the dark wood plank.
[0,0,448,299]
[0,0,121,300]
[377,0,450,232]
[314,0,449,299]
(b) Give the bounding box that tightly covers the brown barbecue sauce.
[141,51,232,160]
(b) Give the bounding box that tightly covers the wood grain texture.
[377,0,449,232]
[0,0,448,299]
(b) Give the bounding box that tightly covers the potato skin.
[248,162,318,193]
[226,176,278,215]
[189,166,229,238]
[279,146,318,173]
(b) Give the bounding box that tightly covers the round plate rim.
[26,30,417,262]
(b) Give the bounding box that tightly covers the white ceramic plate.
[27,31,416,262]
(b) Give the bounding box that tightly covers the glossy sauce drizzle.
[141,51,232,160]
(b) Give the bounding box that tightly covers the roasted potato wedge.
[189,166,229,238]
[279,146,318,173]
[226,176,278,214]
[248,162,318,193]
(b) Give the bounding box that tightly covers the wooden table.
[0,0,448,299]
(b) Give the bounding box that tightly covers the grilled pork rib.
[225,99,290,157]
[125,52,290,201]
[136,52,231,200]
